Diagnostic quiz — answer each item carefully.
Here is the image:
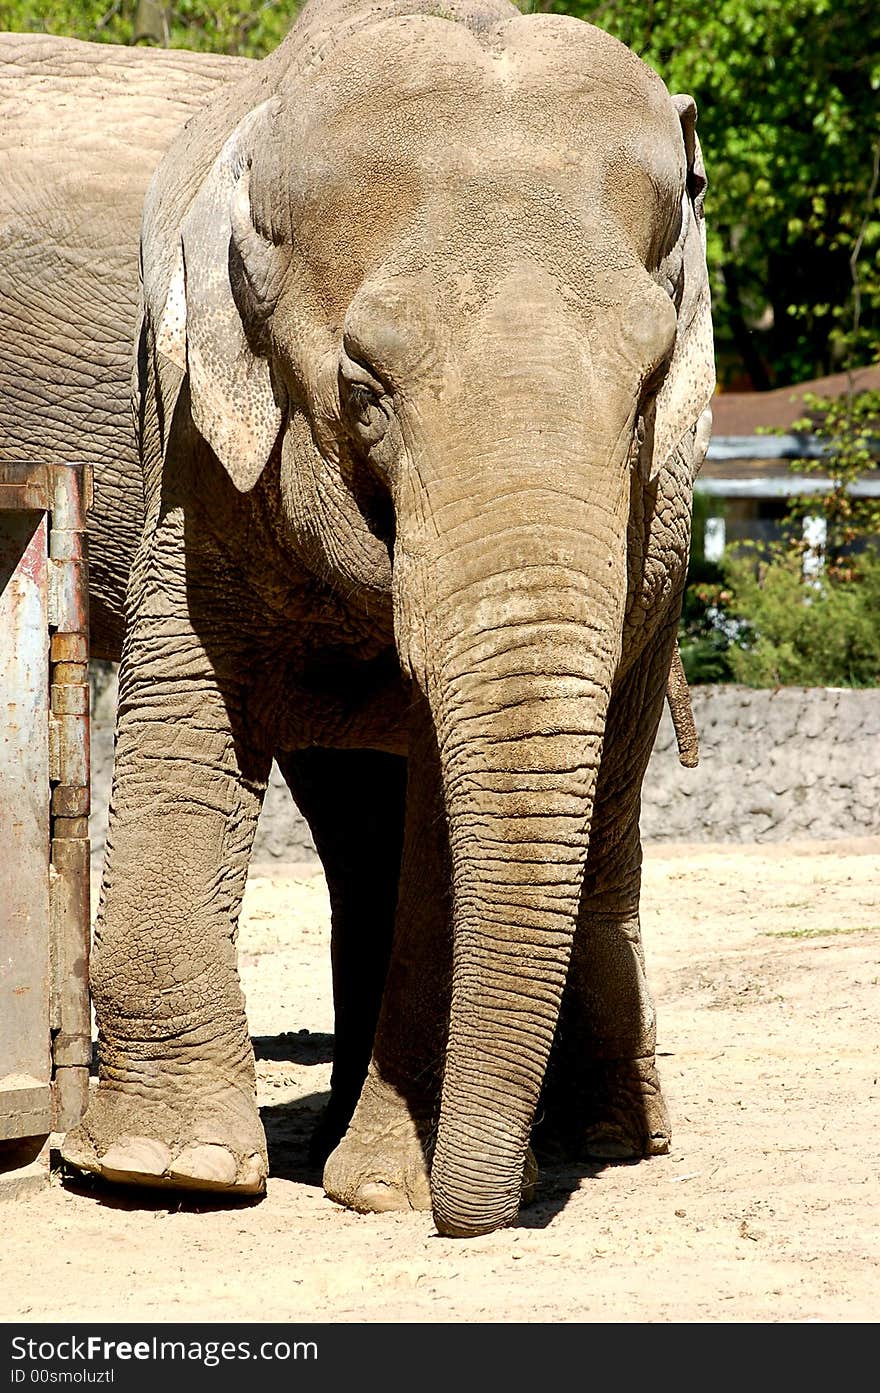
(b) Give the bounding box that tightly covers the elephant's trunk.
[412,490,628,1237]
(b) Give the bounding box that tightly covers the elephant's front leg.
[537,629,676,1164]
[62,518,272,1194]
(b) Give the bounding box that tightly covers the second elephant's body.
[0,32,250,656]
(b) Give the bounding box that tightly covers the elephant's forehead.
[278,13,681,203]
[247,12,684,311]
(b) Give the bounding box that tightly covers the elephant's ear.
[156,101,285,493]
[646,94,715,483]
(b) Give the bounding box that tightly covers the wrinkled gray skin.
[0,33,251,656]
[60,0,714,1238]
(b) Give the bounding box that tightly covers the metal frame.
[1,462,91,1179]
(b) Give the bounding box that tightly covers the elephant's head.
[154,8,714,1236]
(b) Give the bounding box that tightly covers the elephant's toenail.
[356,1182,409,1213]
[100,1136,172,1181]
[168,1144,237,1186]
[239,1153,268,1192]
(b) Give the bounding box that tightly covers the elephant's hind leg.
[322,698,449,1214]
[276,747,407,1167]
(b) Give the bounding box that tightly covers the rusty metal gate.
[0,462,91,1193]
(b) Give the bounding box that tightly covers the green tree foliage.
[0,1,128,45]
[542,1,880,391]
[165,1,293,56]
[0,1,295,57]
[722,545,880,687]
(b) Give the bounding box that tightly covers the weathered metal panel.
[0,462,92,1157]
[0,507,53,1141]
[47,464,92,1133]
[49,836,91,1130]
[0,464,50,513]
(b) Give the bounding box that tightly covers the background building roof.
[710,363,880,437]
[701,364,880,494]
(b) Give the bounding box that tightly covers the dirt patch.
[5,839,879,1322]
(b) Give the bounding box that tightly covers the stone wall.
[89,683,880,875]
[642,685,880,843]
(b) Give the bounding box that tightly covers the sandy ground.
[3,838,879,1324]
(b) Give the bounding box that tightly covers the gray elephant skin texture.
[57,0,715,1238]
[0,32,251,657]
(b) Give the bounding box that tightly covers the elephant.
[58,0,715,1239]
[0,32,252,658]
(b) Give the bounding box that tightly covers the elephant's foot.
[60,1077,267,1195]
[538,1056,671,1163]
[322,1069,433,1214]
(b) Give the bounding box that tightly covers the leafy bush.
[704,545,880,688]
[678,580,738,684]
[680,538,880,689]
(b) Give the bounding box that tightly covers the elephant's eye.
[641,348,673,404]
[339,357,390,452]
[347,382,379,418]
